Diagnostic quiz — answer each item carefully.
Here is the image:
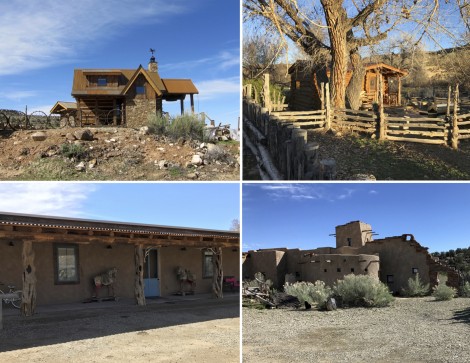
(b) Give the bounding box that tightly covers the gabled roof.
[71,66,198,98]
[50,101,77,114]
[120,65,166,96]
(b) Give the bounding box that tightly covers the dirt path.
[0,295,240,362]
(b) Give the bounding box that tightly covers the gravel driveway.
[243,297,470,363]
[0,294,239,363]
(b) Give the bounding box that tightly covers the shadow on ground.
[0,293,239,353]
[452,306,470,324]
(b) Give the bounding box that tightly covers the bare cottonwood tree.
[244,0,453,108]
[243,33,285,79]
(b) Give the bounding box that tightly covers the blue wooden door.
[144,249,160,297]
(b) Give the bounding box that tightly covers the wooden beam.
[134,244,145,306]
[190,94,194,113]
[180,99,184,115]
[21,240,36,317]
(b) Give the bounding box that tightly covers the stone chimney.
[148,55,158,73]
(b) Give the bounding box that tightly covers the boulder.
[191,154,203,166]
[75,162,86,172]
[31,132,47,141]
[326,297,337,311]
[139,126,149,135]
[74,129,94,141]
[66,133,76,141]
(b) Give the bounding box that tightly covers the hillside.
[0,127,239,181]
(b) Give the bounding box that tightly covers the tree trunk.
[212,248,223,299]
[346,51,365,110]
[134,244,146,306]
[322,0,348,109]
[21,240,36,317]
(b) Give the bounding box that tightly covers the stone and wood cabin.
[0,212,239,316]
[243,221,459,294]
[288,61,408,111]
[55,55,198,128]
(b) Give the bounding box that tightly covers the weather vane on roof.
[150,48,155,56]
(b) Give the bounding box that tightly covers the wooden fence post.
[325,83,331,130]
[263,73,271,113]
[134,244,146,306]
[378,75,386,140]
[446,85,451,118]
[212,247,223,299]
[320,82,325,110]
[451,84,460,150]
[21,240,36,317]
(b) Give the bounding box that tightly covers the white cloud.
[260,184,326,201]
[369,190,378,195]
[0,91,37,101]
[0,183,98,217]
[195,77,240,100]
[0,0,187,76]
[160,49,240,72]
[337,189,355,200]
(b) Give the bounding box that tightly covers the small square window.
[202,250,213,278]
[136,86,145,94]
[387,275,394,283]
[351,268,355,273]
[412,268,418,274]
[54,244,79,284]
[365,268,368,272]
[97,78,107,86]
[347,238,352,246]
[324,269,327,273]
[337,268,341,273]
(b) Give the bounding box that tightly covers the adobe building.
[0,212,239,316]
[243,221,459,294]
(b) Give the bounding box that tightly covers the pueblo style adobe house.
[52,52,198,128]
[0,212,239,316]
[243,221,459,294]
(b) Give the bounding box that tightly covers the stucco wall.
[299,254,380,286]
[242,250,285,287]
[335,221,373,248]
[0,242,239,305]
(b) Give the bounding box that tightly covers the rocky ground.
[243,297,470,362]
[0,127,240,180]
[0,295,240,363]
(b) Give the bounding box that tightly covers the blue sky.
[243,183,470,253]
[0,182,240,231]
[0,0,240,128]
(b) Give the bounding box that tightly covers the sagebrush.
[284,281,332,310]
[432,284,456,301]
[60,143,87,159]
[334,274,394,308]
[460,281,470,297]
[148,113,205,140]
[401,273,430,297]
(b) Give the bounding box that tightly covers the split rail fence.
[243,74,469,180]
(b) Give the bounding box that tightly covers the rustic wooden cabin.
[0,212,239,316]
[289,61,407,111]
[71,55,198,128]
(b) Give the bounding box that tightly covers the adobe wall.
[299,254,379,286]
[335,221,373,248]
[242,249,286,287]
[359,236,431,294]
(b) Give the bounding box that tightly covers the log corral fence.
[244,75,469,180]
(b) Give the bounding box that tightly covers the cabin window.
[54,244,79,284]
[97,78,107,86]
[136,86,145,95]
[202,250,213,278]
[412,267,419,274]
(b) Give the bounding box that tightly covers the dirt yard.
[0,294,239,363]
[243,297,470,362]
[0,128,239,181]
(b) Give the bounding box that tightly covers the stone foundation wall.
[125,98,157,128]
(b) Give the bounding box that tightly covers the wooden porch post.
[190,94,195,113]
[212,247,223,299]
[397,76,402,106]
[21,240,36,317]
[180,99,184,115]
[378,75,386,140]
[112,99,117,125]
[134,244,146,306]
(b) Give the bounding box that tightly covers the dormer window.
[97,78,107,86]
[136,86,145,94]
